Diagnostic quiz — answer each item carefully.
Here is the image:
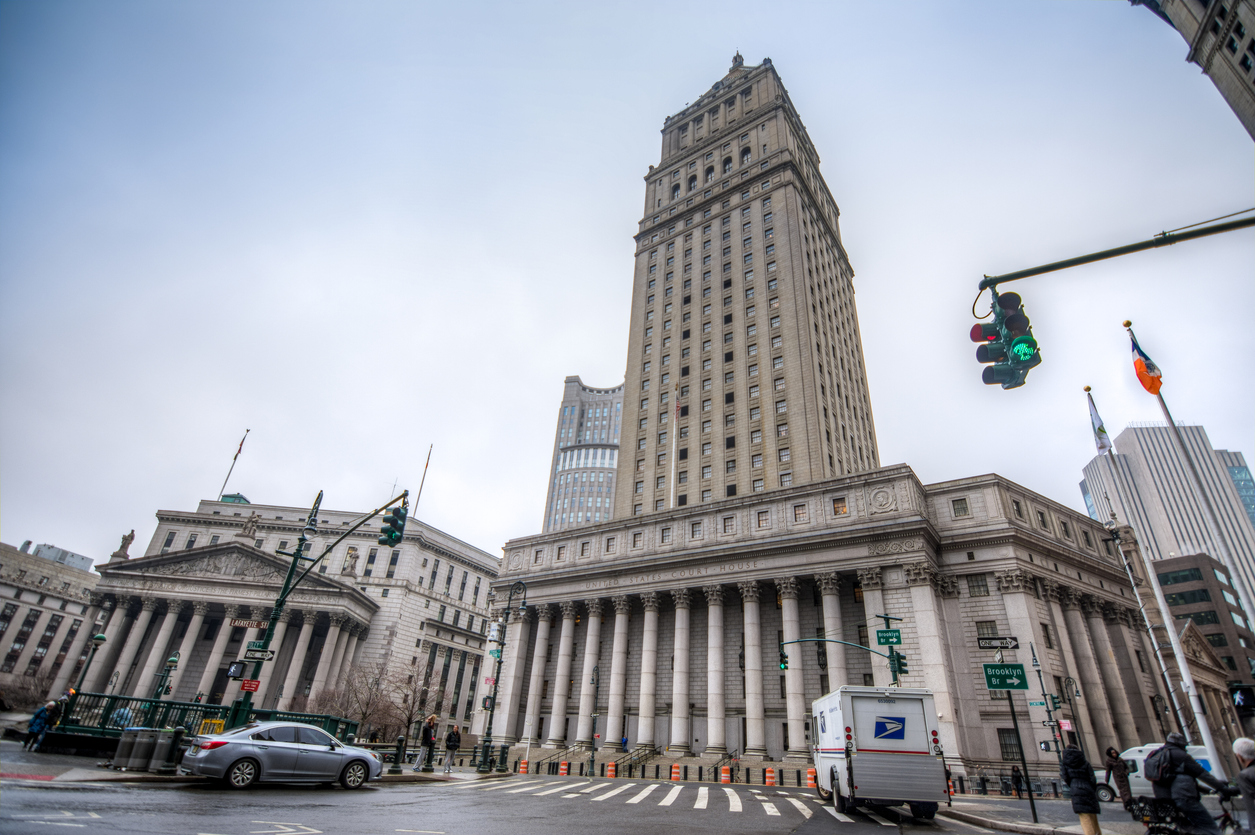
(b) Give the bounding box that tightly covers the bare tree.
[8,671,57,710]
[383,664,445,745]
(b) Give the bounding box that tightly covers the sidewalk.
[939,792,1225,835]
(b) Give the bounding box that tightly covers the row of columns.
[497,575,850,762]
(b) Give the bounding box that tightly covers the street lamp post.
[478,581,527,774]
[75,634,107,692]
[588,664,599,778]
[146,652,180,726]
[1063,676,1087,760]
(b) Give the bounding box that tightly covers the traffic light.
[779,650,789,671]
[895,654,909,676]
[482,695,495,710]
[378,502,408,546]
[972,289,1042,389]
[1049,693,1062,711]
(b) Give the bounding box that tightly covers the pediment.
[101,542,349,593]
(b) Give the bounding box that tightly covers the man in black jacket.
[1152,733,1238,835]
[413,715,437,773]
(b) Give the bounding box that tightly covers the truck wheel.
[816,780,833,802]
[1096,785,1115,803]
[836,792,849,813]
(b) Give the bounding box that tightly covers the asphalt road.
[0,774,1007,835]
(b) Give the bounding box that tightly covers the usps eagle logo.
[873,717,905,739]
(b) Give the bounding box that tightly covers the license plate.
[190,746,200,754]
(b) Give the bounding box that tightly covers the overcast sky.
[2,1,1251,564]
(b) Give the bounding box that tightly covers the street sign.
[983,663,1029,690]
[231,619,269,630]
[1028,700,1046,707]
[240,679,261,692]
[977,637,1020,650]
[484,676,496,686]
[247,640,266,650]
[243,649,276,662]
[1059,719,1073,731]
[1041,720,1058,727]
[876,629,902,646]
[489,649,502,659]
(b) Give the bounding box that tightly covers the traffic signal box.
[378,503,408,547]
[779,650,789,671]
[971,289,1041,389]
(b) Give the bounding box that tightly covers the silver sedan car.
[182,721,382,789]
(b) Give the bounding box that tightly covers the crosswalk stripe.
[723,787,742,813]
[785,797,813,819]
[824,807,856,823]
[659,785,683,806]
[578,783,605,793]
[695,787,708,809]
[762,802,781,816]
[469,780,528,791]
[590,783,636,802]
[506,780,561,793]
[863,810,898,826]
[536,782,586,796]
[626,784,659,804]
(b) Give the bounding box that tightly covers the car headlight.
[368,751,381,761]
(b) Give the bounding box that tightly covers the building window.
[1041,622,1053,649]
[793,504,808,523]
[775,400,787,414]
[580,541,590,557]
[185,533,197,549]
[832,497,848,515]
[778,447,790,463]
[967,575,990,597]
[723,516,735,534]
[998,729,1022,761]
[691,521,703,538]
[757,510,770,529]
[533,550,543,564]
[661,527,672,543]
[952,498,969,517]
[779,472,792,487]
[1175,610,1221,626]
[753,478,764,492]
[1012,500,1023,519]
[557,545,566,560]
[976,621,999,638]
[633,532,643,547]
[1164,589,1212,607]
[1037,510,1050,530]
[1158,568,1205,586]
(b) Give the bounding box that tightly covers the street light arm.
[780,637,892,660]
[284,491,409,606]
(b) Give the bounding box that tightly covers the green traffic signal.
[972,289,1041,390]
[896,654,909,675]
[378,503,409,546]
[779,650,789,671]
[1049,693,1062,711]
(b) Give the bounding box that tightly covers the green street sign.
[876,629,902,646]
[489,649,502,659]
[247,640,266,650]
[1028,700,1046,707]
[983,663,1029,690]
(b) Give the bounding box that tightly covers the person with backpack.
[1061,744,1103,835]
[1147,732,1239,835]
[24,702,54,751]
[443,726,461,774]
[1231,738,1255,835]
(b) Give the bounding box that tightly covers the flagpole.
[217,429,250,501]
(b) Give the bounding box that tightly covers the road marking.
[578,783,605,793]
[250,824,322,835]
[590,782,636,801]
[12,813,101,820]
[536,781,587,796]
[695,786,708,809]
[824,807,855,823]
[762,802,781,816]
[395,831,446,833]
[506,780,561,793]
[626,784,660,804]
[785,797,813,819]
[863,810,898,827]
[723,787,742,812]
[473,780,529,791]
[659,785,683,806]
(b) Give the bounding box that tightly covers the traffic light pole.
[478,581,527,774]
[229,489,409,727]
[1007,691,1038,824]
[1029,643,1063,767]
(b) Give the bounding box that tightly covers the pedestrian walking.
[1103,747,1132,808]
[444,726,461,774]
[1011,765,1024,799]
[413,715,437,772]
[1148,732,1238,835]
[1231,738,1255,835]
[1061,744,1102,835]
[24,702,54,751]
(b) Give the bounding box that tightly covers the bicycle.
[1127,794,1242,835]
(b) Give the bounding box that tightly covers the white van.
[1093,744,1215,803]
[812,685,949,818]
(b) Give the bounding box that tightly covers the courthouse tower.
[613,55,878,521]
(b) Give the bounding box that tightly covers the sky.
[1,1,1251,564]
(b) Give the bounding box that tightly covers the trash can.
[112,728,139,769]
[149,729,175,772]
[127,728,158,770]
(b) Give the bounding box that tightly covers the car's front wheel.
[340,760,369,789]
[223,758,259,789]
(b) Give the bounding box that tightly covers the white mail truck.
[812,685,949,818]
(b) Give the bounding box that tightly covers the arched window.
[671,183,680,200]
[723,157,733,174]
[705,166,715,183]
[688,175,697,192]
[741,148,751,166]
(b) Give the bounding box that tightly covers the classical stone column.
[544,601,578,748]
[165,602,210,699]
[494,607,532,744]
[335,623,361,683]
[111,597,158,695]
[574,599,604,749]
[704,585,727,755]
[84,598,125,692]
[1088,601,1138,748]
[668,588,692,754]
[133,602,184,698]
[817,573,848,689]
[308,614,345,703]
[325,622,352,686]
[776,577,807,760]
[197,605,241,700]
[605,596,631,749]
[278,612,316,710]
[1061,590,1118,755]
[637,592,660,750]
[253,609,294,707]
[49,599,103,697]
[521,605,552,744]
[905,561,959,755]
[739,581,766,757]
[857,568,891,687]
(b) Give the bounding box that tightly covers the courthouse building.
[81,497,499,739]
[485,56,1172,779]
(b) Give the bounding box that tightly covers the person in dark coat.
[1061,744,1102,835]
[1104,747,1133,808]
[1011,765,1024,799]
[413,715,437,772]
[24,702,53,751]
[1152,732,1238,835]
[443,727,461,774]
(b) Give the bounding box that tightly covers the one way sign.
[983,663,1030,690]
[977,637,1020,650]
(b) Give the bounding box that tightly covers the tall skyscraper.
[1081,423,1255,595]
[613,54,878,520]
[542,376,624,532]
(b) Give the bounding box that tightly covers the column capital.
[612,595,631,615]
[995,569,1035,594]
[937,575,960,598]
[329,613,349,628]
[100,596,116,612]
[140,597,160,612]
[671,588,692,610]
[535,604,554,623]
[903,561,938,588]
[703,585,724,606]
[1058,587,1082,610]
[89,592,109,609]
[191,601,212,616]
[737,580,760,602]
[1040,579,1062,603]
[856,567,882,590]
[585,598,605,618]
[774,577,799,600]
[1079,595,1101,617]
[560,601,579,620]
[223,604,243,619]
[815,573,842,596]
[641,591,661,612]
[276,608,296,624]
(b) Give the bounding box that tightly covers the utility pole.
[1030,643,1063,767]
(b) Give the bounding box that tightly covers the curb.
[938,808,1060,835]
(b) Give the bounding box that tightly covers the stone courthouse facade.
[486,57,1172,780]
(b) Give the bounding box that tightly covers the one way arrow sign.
[977,637,1020,650]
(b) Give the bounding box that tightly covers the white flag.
[1087,392,1112,455]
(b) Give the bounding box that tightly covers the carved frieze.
[868,539,920,557]
[867,486,898,515]
[507,551,524,571]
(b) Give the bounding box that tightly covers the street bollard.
[496,745,509,773]
[346,734,355,746]
[156,728,185,775]
[423,743,435,773]
[389,736,405,775]
[148,729,175,773]
[111,728,138,770]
